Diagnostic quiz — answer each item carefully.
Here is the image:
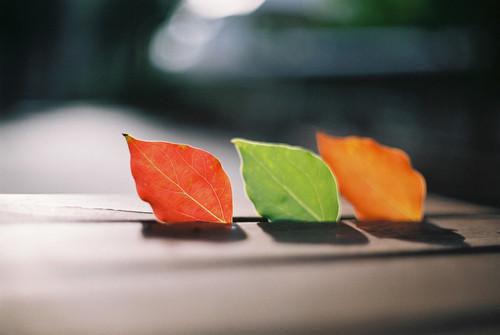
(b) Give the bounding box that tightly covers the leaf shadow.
[355,220,469,247]
[141,221,247,243]
[258,220,369,245]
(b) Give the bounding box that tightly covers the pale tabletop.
[1,194,499,335]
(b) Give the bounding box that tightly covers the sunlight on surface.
[186,0,265,19]
[0,104,255,215]
[149,6,223,72]
[149,0,265,72]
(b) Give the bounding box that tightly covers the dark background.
[1,0,499,207]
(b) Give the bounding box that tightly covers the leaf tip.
[231,138,246,148]
[316,131,339,143]
[122,133,134,143]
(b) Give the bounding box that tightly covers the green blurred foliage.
[258,0,500,29]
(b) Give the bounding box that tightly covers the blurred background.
[1,0,499,209]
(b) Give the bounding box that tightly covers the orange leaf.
[124,134,233,224]
[316,132,426,222]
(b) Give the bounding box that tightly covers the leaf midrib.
[175,151,227,223]
[284,154,326,219]
[132,141,225,223]
[244,148,322,221]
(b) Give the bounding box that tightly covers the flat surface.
[1,194,500,335]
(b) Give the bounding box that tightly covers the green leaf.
[232,138,341,222]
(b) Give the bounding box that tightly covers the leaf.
[232,138,341,222]
[124,134,232,224]
[316,132,426,222]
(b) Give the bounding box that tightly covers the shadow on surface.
[356,220,469,247]
[342,212,500,221]
[258,221,368,245]
[424,212,500,220]
[141,221,247,243]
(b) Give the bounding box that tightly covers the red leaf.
[124,134,233,224]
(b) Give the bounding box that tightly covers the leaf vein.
[245,149,321,221]
[176,151,226,222]
[132,142,225,223]
[284,154,325,219]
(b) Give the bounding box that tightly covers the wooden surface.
[1,194,500,335]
